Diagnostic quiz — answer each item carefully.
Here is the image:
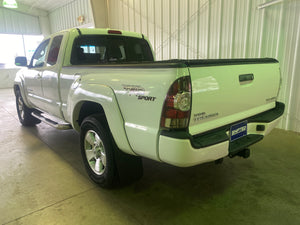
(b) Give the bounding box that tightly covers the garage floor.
[0,88,300,225]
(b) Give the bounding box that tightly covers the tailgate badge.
[193,112,219,122]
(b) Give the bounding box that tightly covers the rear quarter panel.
[61,66,189,161]
[112,67,188,160]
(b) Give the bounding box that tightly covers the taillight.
[161,76,191,129]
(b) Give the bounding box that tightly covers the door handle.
[239,74,254,83]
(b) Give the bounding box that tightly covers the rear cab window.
[70,35,154,65]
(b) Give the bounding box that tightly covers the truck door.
[24,39,50,110]
[42,35,65,119]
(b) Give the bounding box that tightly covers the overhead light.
[77,15,85,24]
[3,0,18,8]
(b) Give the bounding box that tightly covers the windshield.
[71,35,154,65]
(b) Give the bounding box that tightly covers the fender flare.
[69,83,136,156]
[14,72,31,107]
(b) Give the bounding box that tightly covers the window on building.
[0,34,44,69]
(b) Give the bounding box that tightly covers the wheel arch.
[72,101,105,131]
[70,85,135,156]
[14,84,20,94]
[14,83,31,108]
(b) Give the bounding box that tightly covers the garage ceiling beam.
[89,0,108,28]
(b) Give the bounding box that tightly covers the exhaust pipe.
[237,148,250,158]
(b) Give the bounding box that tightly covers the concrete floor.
[0,88,300,225]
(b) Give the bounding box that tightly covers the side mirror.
[15,56,28,67]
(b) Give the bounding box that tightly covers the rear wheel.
[15,90,40,126]
[80,114,144,188]
[80,115,117,188]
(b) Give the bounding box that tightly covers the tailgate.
[188,59,280,135]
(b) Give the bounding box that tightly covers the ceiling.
[17,0,75,12]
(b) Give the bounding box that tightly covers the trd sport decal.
[122,84,157,102]
[137,95,156,101]
[122,84,145,96]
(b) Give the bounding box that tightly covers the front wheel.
[15,90,40,126]
[80,115,117,188]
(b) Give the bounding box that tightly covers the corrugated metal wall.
[49,0,94,33]
[108,0,300,132]
[0,8,41,34]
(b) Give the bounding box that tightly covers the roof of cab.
[68,28,143,39]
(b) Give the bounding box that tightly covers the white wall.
[0,69,19,89]
[49,0,94,33]
[108,0,300,133]
[0,3,50,89]
[0,0,50,36]
[0,7,41,35]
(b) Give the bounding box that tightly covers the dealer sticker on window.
[230,121,247,142]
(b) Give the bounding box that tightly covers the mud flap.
[113,147,143,186]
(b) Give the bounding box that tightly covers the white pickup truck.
[14,28,284,188]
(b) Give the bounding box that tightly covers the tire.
[80,115,118,188]
[15,90,41,126]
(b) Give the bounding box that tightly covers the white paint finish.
[14,27,285,167]
[189,63,280,135]
[159,135,229,167]
[159,115,283,167]
[22,67,46,109]
[61,66,185,160]
[108,0,300,133]
[247,117,283,137]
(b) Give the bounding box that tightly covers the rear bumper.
[158,102,284,167]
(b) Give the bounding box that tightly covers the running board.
[32,111,72,130]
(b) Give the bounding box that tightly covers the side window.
[30,39,50,68]
[47,35,63,66]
